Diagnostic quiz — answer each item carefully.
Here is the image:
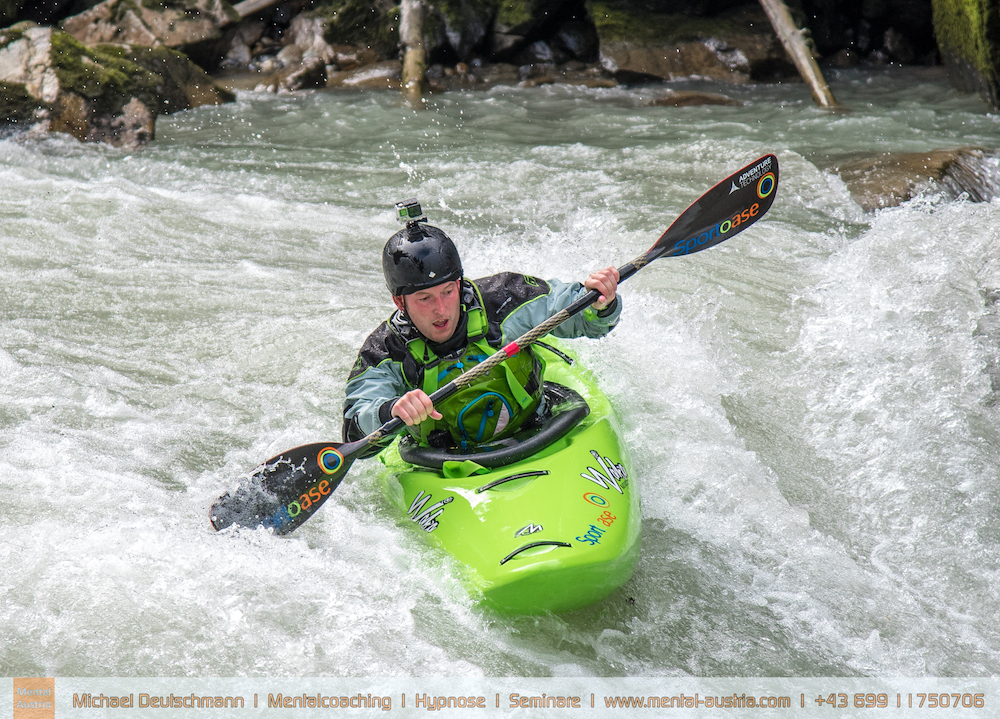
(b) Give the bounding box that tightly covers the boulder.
[1,23,234,146]
[1,78,37,123]
[801,0,936,64]
[552,18,598,62]
[831,147,998,211]
[489,0,566,61]
[224,13,333,90]
[311,0,399,59]
[251,55,326,91]
[220,16,265,66]
[285,13,337,64]
[112,43,237,106]
[431,0,494,61]
[516,64,616,87]
[933,0,1000,110]
[651,89,740,106]
[326,58,399,89]
[60,0,239,68]
[586,1,794,84]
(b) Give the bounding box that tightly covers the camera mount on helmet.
[395,198,426,226]
[383,199,463,297]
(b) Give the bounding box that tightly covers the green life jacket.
[404,286,544,448]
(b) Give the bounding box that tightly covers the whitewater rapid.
[2,66,1000,679]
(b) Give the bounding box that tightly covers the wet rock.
[489,0,565,62]
[60,0,239,69]
[427,59,516,89]
[882,27,914,64]
[933,0,1000,109]
[514,39,566,65]
[1,23,234,146]
[249,54,325,91]
[215,33,383,92]
[587,2,794,84]
[326,58,399,89]
[222,18,265,65]
[651,89,740,106]
[310,0,399,60]
[422,60,611,91]
[831,147,998,211]
[599,40,741,83]
[332,45,379,70]
[119,44,237,106]
[493,0,557,38]
[219,12,376,91]
[823,48,860,68]
[553,18,599,63]
[0,77,37,123]
[430,0,493,62]
[285,13,337,64]
[519,62,615,87]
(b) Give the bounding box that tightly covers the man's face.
[395,279,462,343]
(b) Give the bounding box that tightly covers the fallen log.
[758,0,839,108]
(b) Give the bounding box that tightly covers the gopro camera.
[395,198,425,225]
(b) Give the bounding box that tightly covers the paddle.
[209,153,779,535]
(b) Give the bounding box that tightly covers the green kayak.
[379,340,641,614]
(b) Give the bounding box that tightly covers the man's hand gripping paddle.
[209,154,779,535]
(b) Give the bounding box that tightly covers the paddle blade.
[209,442,354,535]
[652,154,778,259]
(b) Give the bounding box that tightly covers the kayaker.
[342,199,621,453]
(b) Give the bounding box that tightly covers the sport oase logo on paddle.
[671,201,762,256]
[283,477,335,519]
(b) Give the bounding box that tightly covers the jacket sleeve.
[341,359,408,445]
[499,277,622,343]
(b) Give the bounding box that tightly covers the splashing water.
[2,67,1000,677]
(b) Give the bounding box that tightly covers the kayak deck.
[379,342,641,614]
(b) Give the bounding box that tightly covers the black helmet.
[382,223,463,296]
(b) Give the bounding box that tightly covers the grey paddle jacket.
[342,272,622,447]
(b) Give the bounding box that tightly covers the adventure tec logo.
[669,154,776,257]
[735,155,774,190]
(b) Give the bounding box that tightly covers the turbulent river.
[3,65,1000,682]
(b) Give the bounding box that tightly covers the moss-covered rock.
[96,43,236,109]
[587,0,750,45]
[48,30,164,114]
[1,25,233,145]
[0,79,37,123]
[312,0,399,58]
[433,0,495,59]
[60,0,239,69]
[490,0,575,61]
[932,0,1000,109]
[586,1,792,83]
[494,0,530,33]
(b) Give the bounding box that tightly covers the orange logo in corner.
[14,678,55,719]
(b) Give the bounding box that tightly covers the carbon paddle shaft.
[210,154,779,535]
